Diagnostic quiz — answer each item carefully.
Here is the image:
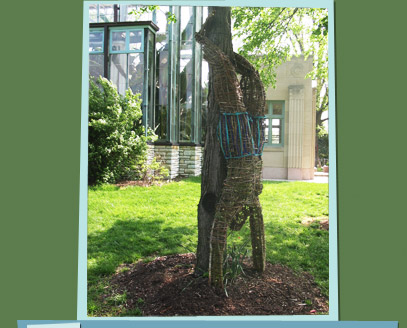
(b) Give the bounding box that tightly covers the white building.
[262,56,316,180]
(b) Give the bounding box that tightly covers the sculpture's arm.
[234,52,267,117]
[195,29,245,114]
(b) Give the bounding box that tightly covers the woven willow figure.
[195,14,267,289]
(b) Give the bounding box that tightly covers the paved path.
[263,172,329,184]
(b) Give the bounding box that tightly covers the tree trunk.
[196,7,234,274]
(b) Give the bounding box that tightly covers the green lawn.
[88,177,329,315]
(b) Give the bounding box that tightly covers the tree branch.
[267,8,287,29]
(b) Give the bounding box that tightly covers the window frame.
[266,100,285,147]
[109,27,145,54]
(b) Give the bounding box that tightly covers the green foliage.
[88,76,155,185]
[132,157,169,184]
[130,5,177,23]
[232,7,329,164]
[232,7,328,88]
[223,237,250,295]
[122,307,143,316]
[106,291,127,306]
[317,128,329,164]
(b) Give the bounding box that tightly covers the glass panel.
[129,30,143,51]
[179,7,194,142]
[120,5,137,22]
[89,54,104,80]
[194,8,202,143]
[201,60,209,142]
[99,4,114,22]
[147,31,155,130]
[121,5,154,22]
[138,10,153,21]
[89,4,98,23]
[179,43,193,141]
[155,11,170,141]
[169,6,180,142]
[203,6,208,20]
[128,53,144,96]
[181,7,194,41]
[272,119,280,126]
[272,102,283,115]
[89,31,103,53]
[111,31,126,52]
[89,4,114,23]
[264,119,269,143]
[155,6,170,34]
[271,127,281,144]
[110,54,127,95]
[120,5,153,22]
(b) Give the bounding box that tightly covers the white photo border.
[78,0,338,321]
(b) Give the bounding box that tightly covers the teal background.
[1,0,406,327]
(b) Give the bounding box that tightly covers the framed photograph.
[78,0,337,322]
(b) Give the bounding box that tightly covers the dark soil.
[104,253,328,316]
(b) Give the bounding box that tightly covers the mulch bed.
[114,178,183,188]
[104,253,328,316]
[114,180,165,188]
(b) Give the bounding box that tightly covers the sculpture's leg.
[196,18,268,286]
[249,199,266,272]
[209,158,251,289]
[209,211,228,289]
[249,157,266,272]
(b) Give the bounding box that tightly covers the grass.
[88,177,328,316]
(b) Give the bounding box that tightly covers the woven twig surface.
[196,13,267,288]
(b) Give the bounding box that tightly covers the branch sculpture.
[195,13,267,289]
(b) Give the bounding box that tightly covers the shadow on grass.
[263,219,329,294]
[88,217,195,281]
[175,176,201,184]
[175,177,291,185]
[262,180,291,185]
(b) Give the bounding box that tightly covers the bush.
[88,76,155,185]
[133,156,170,184]
[317,128,329,164]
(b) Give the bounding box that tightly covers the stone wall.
[179,145,203,177]
[152,144,203,179]
[154,145,180,180]
[146,144,155,166]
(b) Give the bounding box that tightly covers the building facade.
[88,4,316,180]
[263,56,316,180]
[89,4,207,178]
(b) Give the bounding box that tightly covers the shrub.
[317,128,329,165]
[88,76,155,185]
[133,156,170,184]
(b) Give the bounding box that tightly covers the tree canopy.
[232,7,329,164]
[232,7,328,88]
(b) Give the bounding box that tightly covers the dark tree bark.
[196,7,234,273]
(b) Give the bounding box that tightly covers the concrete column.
[287,85,305,180]
[287,85,315,180]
